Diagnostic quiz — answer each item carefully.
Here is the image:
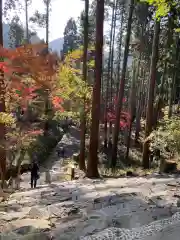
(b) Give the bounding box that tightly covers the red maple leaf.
[52,96,64,111]
[0,62,8,73]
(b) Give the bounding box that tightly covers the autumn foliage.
[0,44,64,112]
[103,96,130,129]
[0,44,66,159]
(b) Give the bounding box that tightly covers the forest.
[0,0,180,188]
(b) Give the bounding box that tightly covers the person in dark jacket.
[30,161,39,188]
[56,147,65,158]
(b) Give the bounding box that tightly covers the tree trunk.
[46,0,49,45]
[154,18,173,125]
[116,4,124,96]
[168,37,179,118]
[44,0,50,135]
[109,0,117,138]
[86,0,104,178]
[153,62,167,127]
[111,0,134,168]
[142,20,160,169]
[104,0,116,148]
[0,0,6,188]
[25,0,29,43]
[79,0,89,171]
[126,54,141,161]
[135,67,145,142]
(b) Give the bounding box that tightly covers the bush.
[149,115,180,157]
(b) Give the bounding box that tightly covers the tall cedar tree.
[86,0,104,178]
[116,3,124,96]
[111,0,134,168]
[43,0,51,135]
[142,20,160,168]
[79,0,89,171]
[104,0,116,148]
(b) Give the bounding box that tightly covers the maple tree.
[0,40,94,185]
[102,96,130,129]
[55,47,93,123]
[0,44,64,181]
[0,44,93,173]
[0,43,63,114]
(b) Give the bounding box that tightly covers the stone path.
[1,175,180,239]
[19,126,81,189]
[1,127,180,239]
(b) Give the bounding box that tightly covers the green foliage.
[54,111,80,121]
[63,18,79,56]
[148,112,180,155]
[56,48,93,122]
[0,112,16,126]
[141,0,177,18]
[29,10,46,28]
[8,15,24,48]
[78,0,96,45]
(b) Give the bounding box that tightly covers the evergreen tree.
[63,18,79,56]
[8,16,24,48]
[78,0,96,45]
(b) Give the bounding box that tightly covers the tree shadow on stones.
[49,192,180,239]
[2,184,180,239]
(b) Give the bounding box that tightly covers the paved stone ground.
[1,127,180,239]
[1,176,180,239]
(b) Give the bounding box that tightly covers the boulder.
[159,159,177,173]
[28,207,49,219]
[10,219,51,232]
[73,153,80,163]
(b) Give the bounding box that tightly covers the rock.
[177,199,180,207]
[75,170,86,180]
[80,225,97,237]
[86,214,108,231]
[20,232,50,240]
[72,153,80,163]
[67,167,75,180]
[0,211,27,222]
[159,159,177,173]
[28,207,49,219]
[0,232,19,240]
[68,207,79,215]
[13,225,38,235]
[45,171,51,184]
[126,171,138,177]
[47,205,67,218]
[10,219,51,231]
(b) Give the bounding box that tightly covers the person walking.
[30,161,39,188]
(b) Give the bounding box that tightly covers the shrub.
[149,115,180,157]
